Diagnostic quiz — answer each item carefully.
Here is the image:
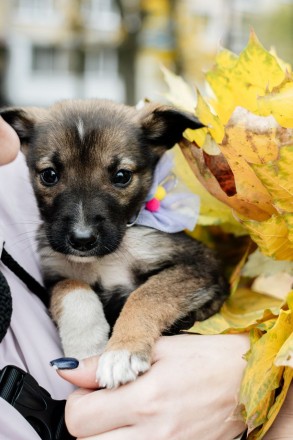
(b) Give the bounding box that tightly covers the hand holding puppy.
[58,334,249,440]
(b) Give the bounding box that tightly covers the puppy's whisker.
[15,230,40,237]
[11,231,39,245]
[113,246,133,266]
[11,239,37,249]
[7,219,39,226]
[8,222,40,227]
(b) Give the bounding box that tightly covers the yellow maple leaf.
[258,80,293,128]
[224,108,280,164]
[164,33,293,439]
[180,139,276,222]
[165,32,293,260]
[275,333,293,368]
[248,367,293,440]
[242,215,293,261]
[243,292,293,438]
[252,145,293,213]
[188,288,282,335]
[229,31,285,113]
[184,93,225,145]
[205,31,286,123]
[229,244,252,296]
[173,145,245,233]
[239,309,293,434]
[275,291,293,367]
[205,49,238,124]
[285,212,293,243]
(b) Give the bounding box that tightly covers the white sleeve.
[0,398,41,439]
[0,153,75,400]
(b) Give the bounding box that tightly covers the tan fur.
[106,266,203,357]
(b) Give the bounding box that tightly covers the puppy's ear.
[139,104,204,151]
[0,108,34,145]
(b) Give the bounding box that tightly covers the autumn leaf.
[164,32,293,439]
[229,244,252,296]
[205,31,285,124]
[224,109,280,164]
[258,80,293,128]
[239,293,293,438]
[184,92,225,145]
[229,31,285,114]
[173,145,245,234]
[252,145,293,213]
[166,31,293,260]
[242,215,293,261]
[249,367,293,440]
[275,292,293,368]
[188,288,282,335]
[239,309,293,434]
[275,333,293,367]
[180,137,276,222]
[205,48,238,124]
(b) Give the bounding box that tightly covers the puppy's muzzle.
[68,227,98,252]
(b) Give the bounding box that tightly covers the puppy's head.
[1,99,202,259]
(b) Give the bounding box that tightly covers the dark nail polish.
[50,357,79,370]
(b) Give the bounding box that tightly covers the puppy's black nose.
[68,229,98,251]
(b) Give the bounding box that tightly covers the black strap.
[1,247,49,307]
[0,365,75,439]
[0,269,12,343]
[0,246,49,342]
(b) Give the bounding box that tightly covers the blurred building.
[0,0,291,107]
[0,0,126,106]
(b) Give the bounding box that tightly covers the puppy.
[1,100,229,388]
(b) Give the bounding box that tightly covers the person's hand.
[58,334,249,440]
[0,116,20,164]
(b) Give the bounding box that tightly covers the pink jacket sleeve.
[0,153,75,438]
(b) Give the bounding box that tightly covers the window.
[85,48,118,76]
[32,45,71,74]
[82,0,121,32]
[82,0,115,16]
[13,0,59,23]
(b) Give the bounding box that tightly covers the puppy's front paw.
[96,350,151,388]
[58,287,110,360]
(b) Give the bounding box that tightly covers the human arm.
[58,334,249,440]
[0,115,20,164]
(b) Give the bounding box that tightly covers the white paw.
[96,350,151,388]
[59,288,110,360]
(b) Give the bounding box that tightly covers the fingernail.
[50,357,79,370]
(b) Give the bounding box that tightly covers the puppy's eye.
[40,168,59,186]
[112,169,132,188]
